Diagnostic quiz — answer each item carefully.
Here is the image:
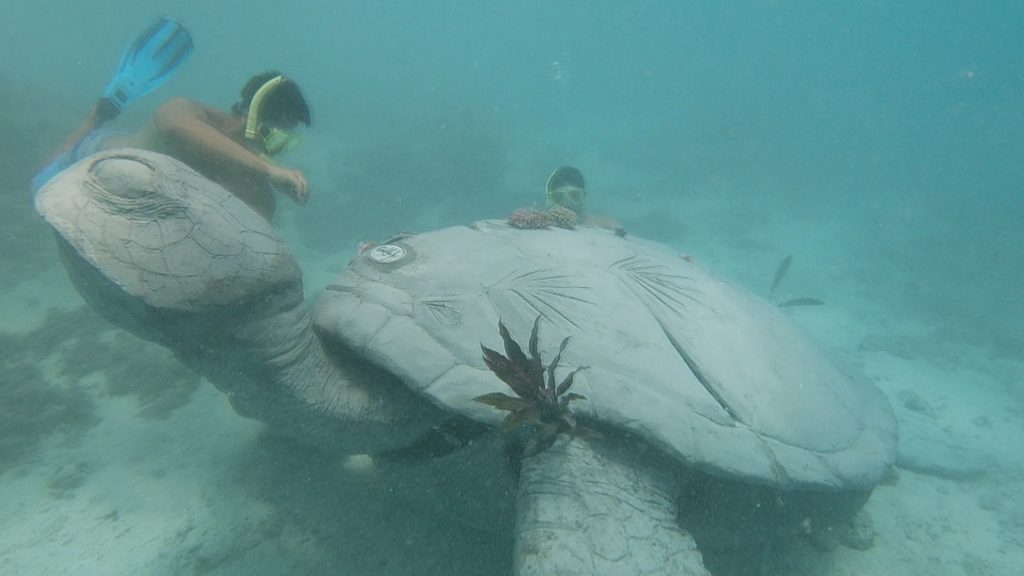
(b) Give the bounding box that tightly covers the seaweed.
[0,305,200,473]
[474,316,587,456]
[0,359,98,471]
[60,330,201,420]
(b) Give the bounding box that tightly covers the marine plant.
[474,316,586,456]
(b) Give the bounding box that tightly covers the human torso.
[120,111,277,220]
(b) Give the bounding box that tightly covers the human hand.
[268,165,310,205]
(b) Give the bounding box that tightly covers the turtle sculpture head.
[36,149,896,576]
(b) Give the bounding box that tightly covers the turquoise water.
[1,2,1021,575]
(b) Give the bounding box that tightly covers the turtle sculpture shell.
[315,221,897,490]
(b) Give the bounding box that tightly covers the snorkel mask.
[545,166,587,215]
[244,75,300,158]
[259,126,299,156]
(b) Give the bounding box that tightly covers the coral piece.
[475,316,587,456]
[507,208,552,230]
[548,205,578,230]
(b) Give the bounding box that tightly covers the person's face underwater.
[257,122,300,157]
[548,185,586,214]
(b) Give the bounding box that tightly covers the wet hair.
[232,70,312,127]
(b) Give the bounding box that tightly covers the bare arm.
[152,99,308,203]
[584,213,626,235]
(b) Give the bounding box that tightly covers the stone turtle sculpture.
[36,150,897,575]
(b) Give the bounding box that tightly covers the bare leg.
[41,98,121,166]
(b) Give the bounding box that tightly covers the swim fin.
[97,17,194,121]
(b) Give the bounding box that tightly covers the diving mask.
[545,166,587,214]
[259,125,300,156]
[546,185,586,214]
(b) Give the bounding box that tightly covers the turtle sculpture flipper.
[470,317,708,573]
[34,149,446,453]
[515,437,710,576]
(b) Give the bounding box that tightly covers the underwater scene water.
[1,2,1022,575]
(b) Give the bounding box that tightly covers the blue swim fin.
[97,18,194,121]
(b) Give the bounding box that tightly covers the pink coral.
[507,208,552,230]
[548,205,578,230]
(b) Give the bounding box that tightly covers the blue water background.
[4,1,1020,345]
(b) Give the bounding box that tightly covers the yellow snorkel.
[245,75,300,158]
[245,75,284,140]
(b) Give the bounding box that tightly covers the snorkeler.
[34,19,312,221]
[141,71,312,220]
[546,166,625,234]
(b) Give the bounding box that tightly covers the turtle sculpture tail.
[515,436,711,576]
[35,150,444,453]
